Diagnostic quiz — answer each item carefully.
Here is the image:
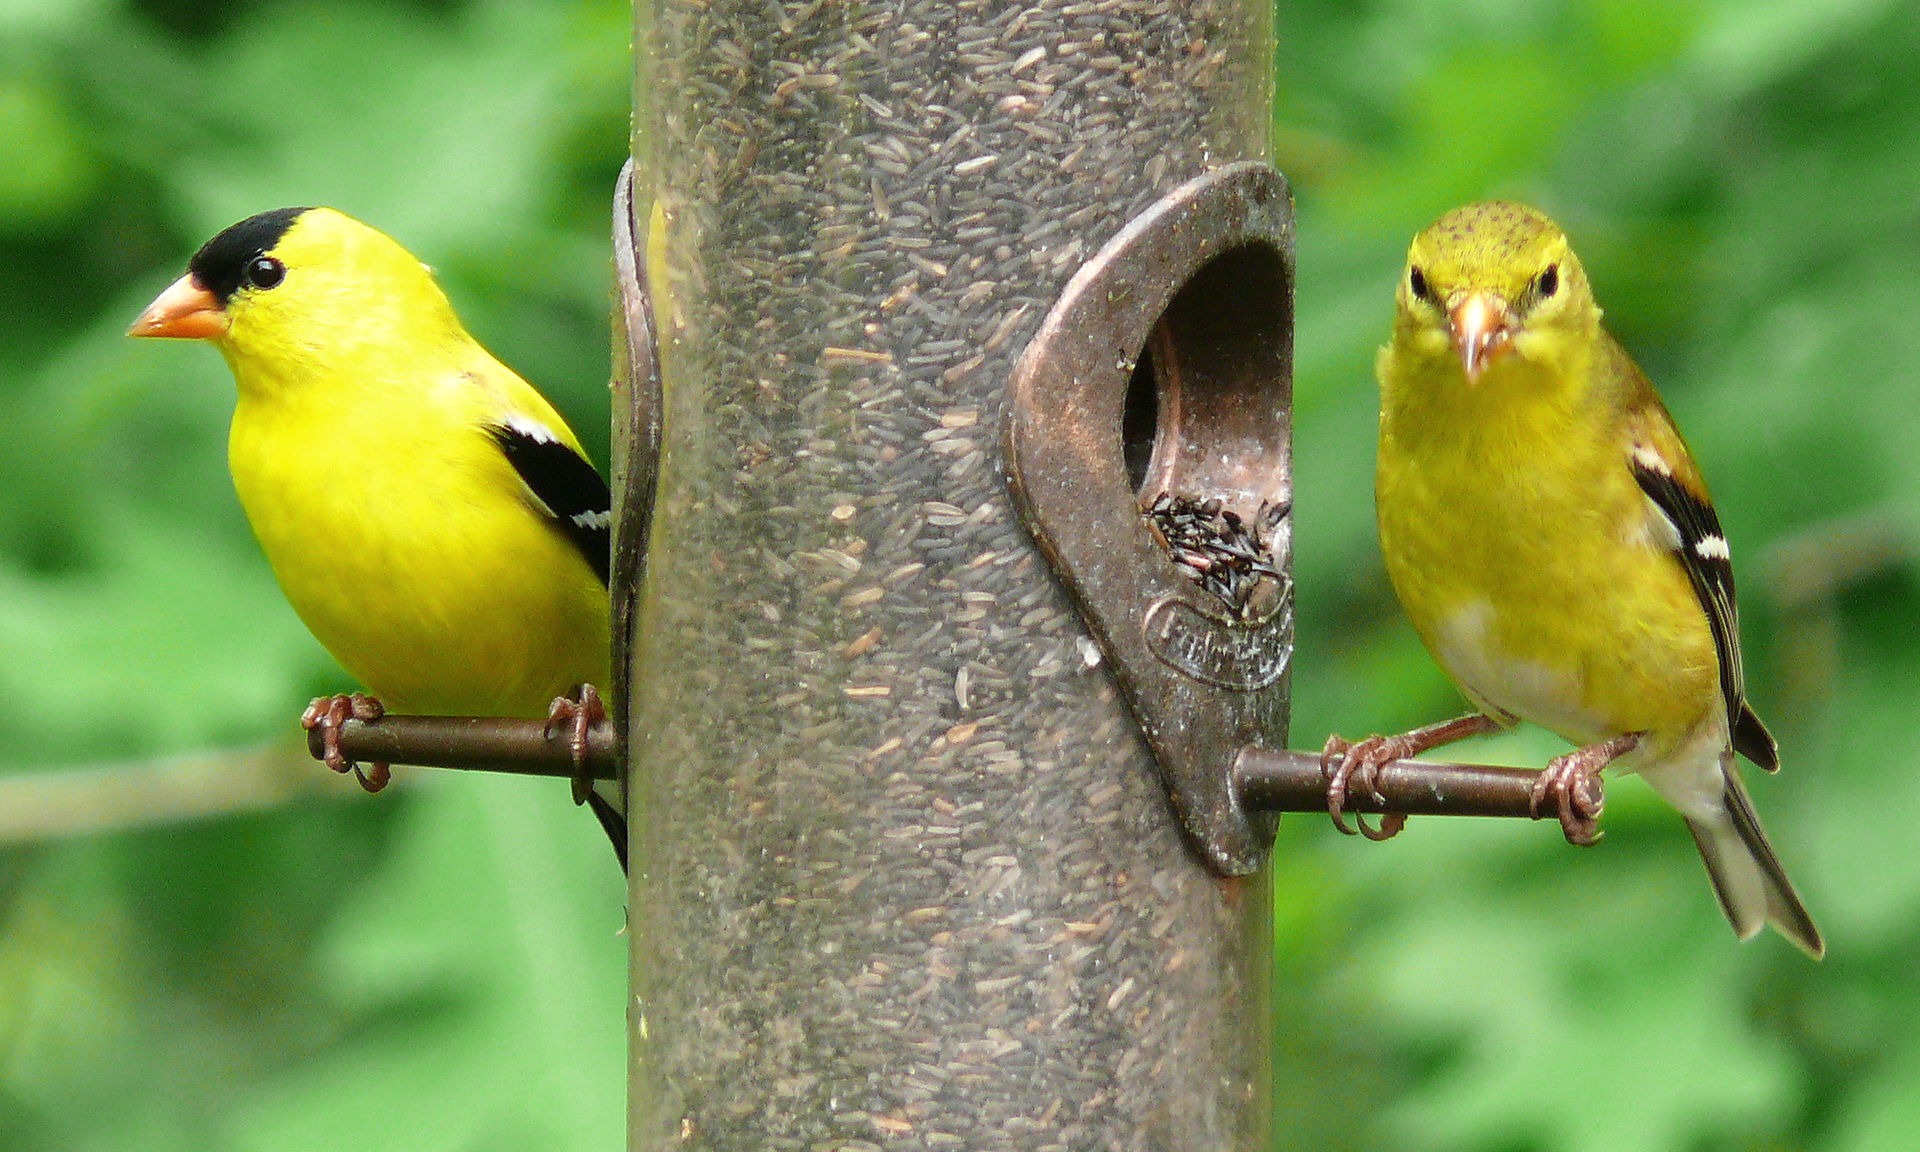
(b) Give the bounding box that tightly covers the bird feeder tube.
[622,1,1283,1149]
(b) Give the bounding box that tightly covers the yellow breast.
[227,377,608,719]
[1375,358,1716,747]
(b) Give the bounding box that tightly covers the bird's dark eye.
[1536,263,1558,299]
[1408,266,1431,302]
[244,256,286,290]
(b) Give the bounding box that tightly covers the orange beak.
[128,274,229,340]
[1448,292,1511,383]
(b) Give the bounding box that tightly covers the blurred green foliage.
[0,0,1914,1149]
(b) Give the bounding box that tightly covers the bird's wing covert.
[1629,445,1776,769]
[488,419,612,587]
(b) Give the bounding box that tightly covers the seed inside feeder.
[1144,492,1287,621]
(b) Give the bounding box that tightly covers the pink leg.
[300,692,391,793]
[546,684,608,805]
[1320,713,1501,840]
[1530,731,1639,846]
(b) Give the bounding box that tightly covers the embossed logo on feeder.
[1142,590,1292,690]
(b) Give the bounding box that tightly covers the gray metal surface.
[625,3,1276,1148]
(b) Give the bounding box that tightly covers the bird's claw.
[1319,733,1409,842]
[301,692,391,793]
[1530,756,1603,845]
[1528,740,1624,846]
[547,684,606,805]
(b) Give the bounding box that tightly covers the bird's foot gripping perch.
[1318,734,1408,841]
[1530,731,1639,846]
[546,684,607,806]
[302,692,390,793]
[1320,712,1503,840]
[549,684,627,872]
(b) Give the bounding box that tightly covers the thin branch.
[306,715,619,781]
[0,743,326,845]
[1232,746,1598,824]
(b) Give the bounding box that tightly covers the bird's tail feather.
[1684,764,1822,959]
[587,783,628,874]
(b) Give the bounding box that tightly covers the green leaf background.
[1,0,1913,1148]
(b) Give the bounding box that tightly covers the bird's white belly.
[1435,600,1611,745]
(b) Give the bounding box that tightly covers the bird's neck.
[1380,338,1595,462]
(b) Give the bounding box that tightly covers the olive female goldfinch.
[131,207,624,868]
[1324,201,1821,958]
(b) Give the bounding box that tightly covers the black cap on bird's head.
[131,205,463,361]
[188,207,311,304]
[128,206,313,340]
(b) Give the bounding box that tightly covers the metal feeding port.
[1006,161,1295,876]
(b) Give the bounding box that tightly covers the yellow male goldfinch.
[1324,201,1821,958]
[130,207,624,869]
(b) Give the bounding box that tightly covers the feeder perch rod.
[1232,746,1600,823]
[304,716,619,781]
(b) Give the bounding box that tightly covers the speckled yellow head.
[1391,201,1601,385]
